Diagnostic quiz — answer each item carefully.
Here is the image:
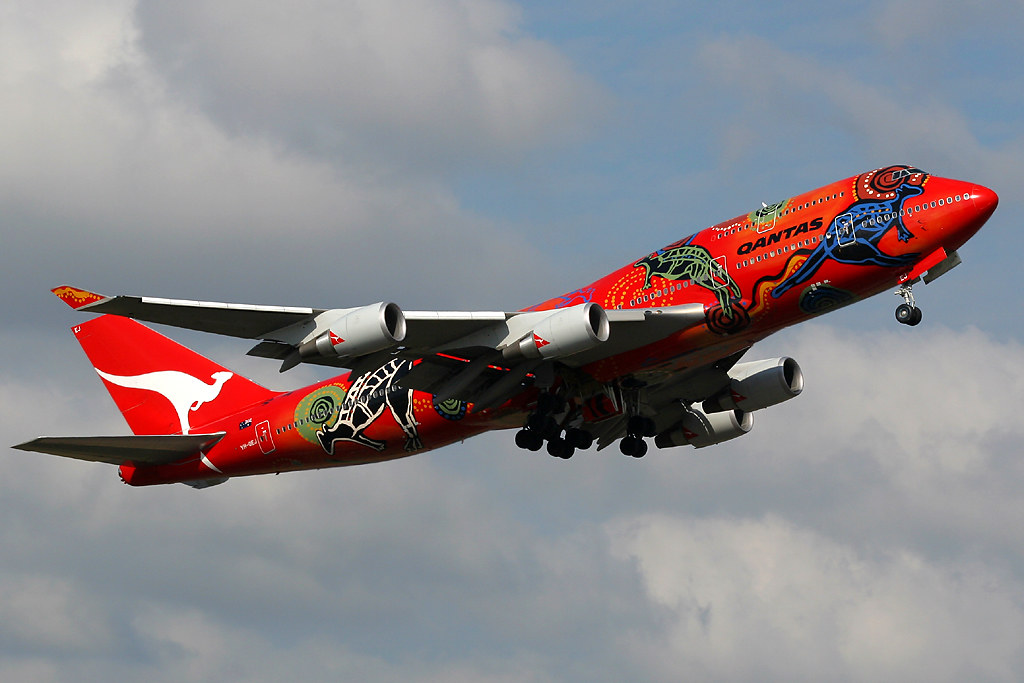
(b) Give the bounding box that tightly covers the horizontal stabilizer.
[12,433,226,466]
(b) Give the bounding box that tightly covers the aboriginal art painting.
[632,238,750,334]
[772,165,926,300]
[623,165,928,334]
[293,360,468,455]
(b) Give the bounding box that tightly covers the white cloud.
[135,0,606,168]
[609,513,1024,682]
[0,574,115,654]
[4,322,1024,680]
[695,34,1024,187]
[2,2,1023,680]
[0,0,592,310]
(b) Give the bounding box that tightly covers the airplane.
[14,165,998,488]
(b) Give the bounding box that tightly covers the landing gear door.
[832,213,856,248]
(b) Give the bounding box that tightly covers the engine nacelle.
[703,357,803,414]
[503,303,610,361]
[654,406,753,449]
[299,302,406,360]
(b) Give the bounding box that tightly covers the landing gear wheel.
[619,436,648,458]
[896,304,922,326]
[894,284,922,326]
[547,438,574,459]
[515,429,543,451]
[565,427,594,450]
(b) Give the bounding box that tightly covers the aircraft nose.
[971,184,999,218]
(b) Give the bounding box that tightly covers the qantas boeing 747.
[15,165,998,487]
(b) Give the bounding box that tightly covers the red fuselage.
[120,166,998,485]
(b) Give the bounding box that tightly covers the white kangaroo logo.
[96,369,233,435]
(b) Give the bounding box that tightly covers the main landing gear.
[514,392,657,460]
[514,392,594,460]
[619,415,655,458]
[894,283,923,326]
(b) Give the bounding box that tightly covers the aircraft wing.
[52,286,322,338]
[52,286,708,386]
[12,433,226,466]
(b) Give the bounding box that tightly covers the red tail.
[72,315,279,435]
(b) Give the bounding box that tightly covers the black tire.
[570,428,594,450]
[909,307,923,326]
[516,429,543,451]
[896,303,915,325]
[547,438,573,459]
[620,435,647,457]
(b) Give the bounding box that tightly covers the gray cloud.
[609,513,1024,682]
[1,0,605,319]
[695,34,1024,185]
[134,0,607,171]
[3,1,1022,681]
[6,318,1024,681]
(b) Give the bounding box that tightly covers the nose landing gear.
[894,283,923,326]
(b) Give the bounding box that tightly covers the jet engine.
[503,303,610,361]
[298,302,406,360]
[702,357,804,414]
[654,405,753,449]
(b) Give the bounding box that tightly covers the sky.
[2,1,1024,680]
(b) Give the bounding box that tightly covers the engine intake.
[703,357,803,414]
[299,302,406,360]
[655,406,753,449]
[503,303,610,361]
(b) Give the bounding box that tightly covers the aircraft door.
[831,213,856,248]
[256,420,276,454]
[755,202,780,234]
[708,255,730,290]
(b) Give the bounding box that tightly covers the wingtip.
[51,285,108,310]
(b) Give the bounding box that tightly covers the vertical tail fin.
[72,315,279,435]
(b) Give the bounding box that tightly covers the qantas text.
[737,217,824,256]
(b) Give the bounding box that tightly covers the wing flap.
[12,433,226,466]
[560,303,707,367]
[402,311,509,350]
